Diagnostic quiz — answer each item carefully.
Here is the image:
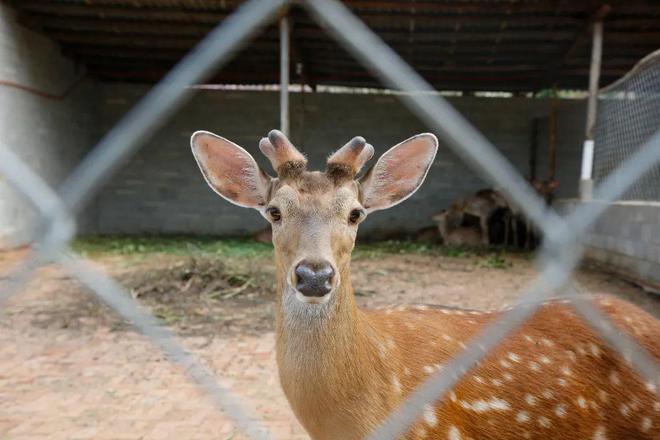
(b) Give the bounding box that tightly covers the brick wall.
[557,200,660,291]
[88,84,563,237]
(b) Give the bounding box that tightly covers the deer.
[431,210,482,246]
[509,179,560,249]
[191,129,659,440]
[446,189,509,246]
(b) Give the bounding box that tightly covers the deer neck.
[274,259,393,438]
[275,259,369,371]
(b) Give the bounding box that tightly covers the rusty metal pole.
[279,15,290,137]
[580,20,603,200]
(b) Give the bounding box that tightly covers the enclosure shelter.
[3,1,660,279]
[1,0,659,438]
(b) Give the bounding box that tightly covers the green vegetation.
[73,235,516,264]
[73,235,273,259]
[478,252,513,269]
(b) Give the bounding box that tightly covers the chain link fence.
[1,1,658,439]
[594,49,660,201]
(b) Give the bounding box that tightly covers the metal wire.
[1,0,658,439]
[593,50,660,201]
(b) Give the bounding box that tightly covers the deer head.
[191,130,437,309]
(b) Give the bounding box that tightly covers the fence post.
[280,14,290,137]
[580,20,604,200]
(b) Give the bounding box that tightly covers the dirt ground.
[1,242,658,439]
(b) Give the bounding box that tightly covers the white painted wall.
[0,4,98,247]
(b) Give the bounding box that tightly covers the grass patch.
[73,235,273,259]
[477,252,513,269]
[74,235,518,264]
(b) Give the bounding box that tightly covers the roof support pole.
[279,14,290,137]
[579,20,603,200]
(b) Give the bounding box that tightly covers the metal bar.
[280,14,290,137]
[579,20,603,200]
[548,100,558,181]
[586,21,604,141]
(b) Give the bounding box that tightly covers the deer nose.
[295,260,335,297]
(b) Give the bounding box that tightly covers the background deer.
[431,210,482,246]
[191,129,659,440]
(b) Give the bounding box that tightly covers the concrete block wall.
[558,200,660,290]
[87,85,558,237]
[0,4,98,247]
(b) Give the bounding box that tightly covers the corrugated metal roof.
[9,0,660,91]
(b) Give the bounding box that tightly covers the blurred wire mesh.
[594,49,660,201]
[1,0,658,439]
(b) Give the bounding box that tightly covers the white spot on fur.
[490,379,503,387]
[503,373,513,382]
[500,360,512,369]
[542,389,554,399]
[539,355,552,365]
[525,394,537,406]
[459,397,511,412]
[507,352,521,363]
[392,374,401,394]
[449,391,457,402]
[554,404,567,417]
[577,396,587,408]
[620,403,630,417]
[377,341,386,358]
[541,338,554,347]
[458,341,467,349]
[598,390,608,403]
[561,365,572,376]
[443,334,453,342]
[434,363,444,371]
[424,365,434,374]
[610,372,621,386]
[415,305,429,311]
[474,376,484,384]
[529,361,541,372]
[654,401,660,412]
[424,405,437,427]
[404,367,411,376]
[566,350,577,362]
[641,417,652,432]
[593,425,607,440]
[646,382,657,393]
[523,335,534,343]
[448,426,461,440]
[516,411,530,423]
[590,343,601,357]
[557,378,568,387]
[538,416,551,428]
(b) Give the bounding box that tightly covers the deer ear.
[359,133,437,213]
[191,131,272,209]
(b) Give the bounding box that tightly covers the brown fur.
[269,172,659,440]
[191,132,658,440]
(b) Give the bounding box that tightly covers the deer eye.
[267,207,281,222]
[348,209,364,224]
